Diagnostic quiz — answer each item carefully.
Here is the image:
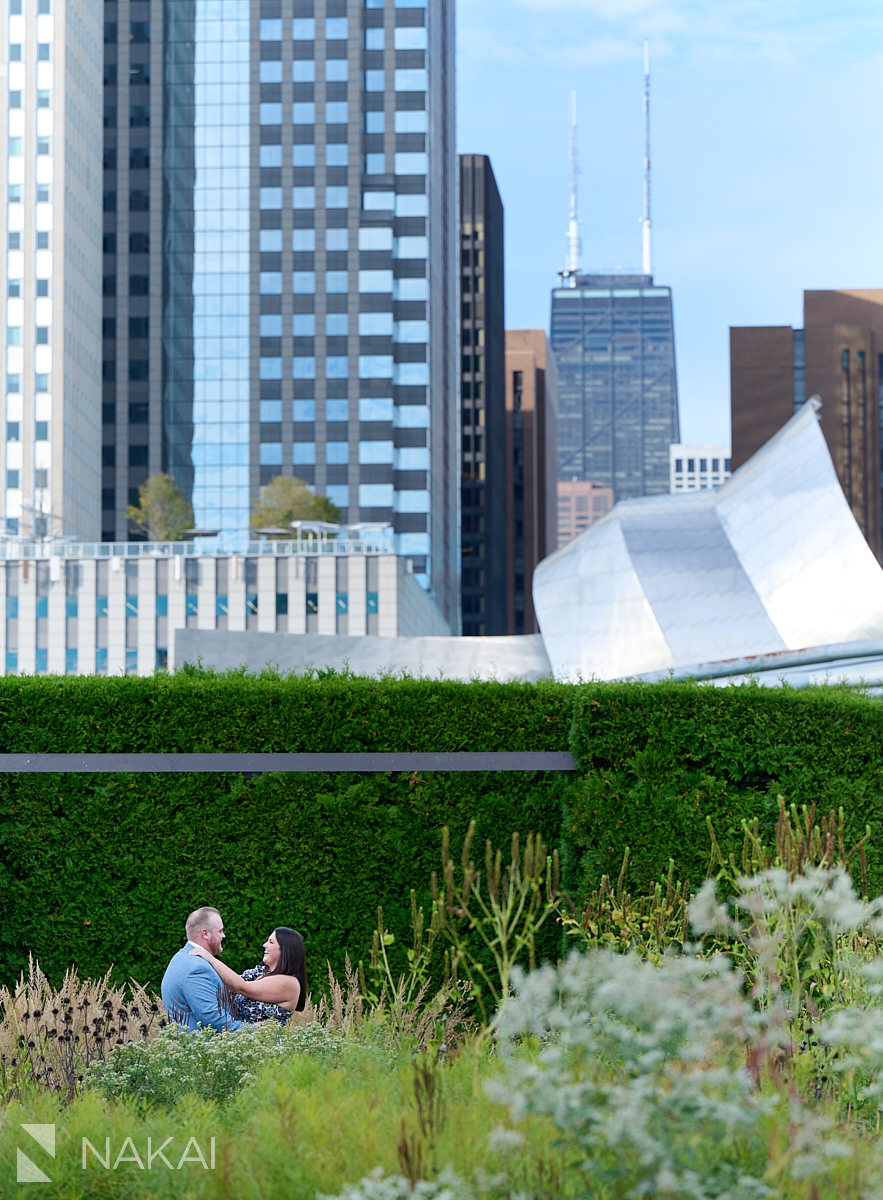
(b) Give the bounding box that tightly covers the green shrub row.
[3,671,883,991]
[0,672,572,988]
[566,681,883,897]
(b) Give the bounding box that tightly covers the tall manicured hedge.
[5,672,883,993]
[0,672,573,987]
[566,682,883,897]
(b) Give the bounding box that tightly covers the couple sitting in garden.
[160,906,306,1031]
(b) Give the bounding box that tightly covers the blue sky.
[457,0,883,444]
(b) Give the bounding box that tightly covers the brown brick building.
[504,331,558,633]
[730,290,883,561]
[556,479,613,547]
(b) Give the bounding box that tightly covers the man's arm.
[182,960,244,1031]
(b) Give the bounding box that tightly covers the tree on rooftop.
[126,473,194,542]
[249,475,340,536]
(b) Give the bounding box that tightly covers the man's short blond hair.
[185,906,221,941]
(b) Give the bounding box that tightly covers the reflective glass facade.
[102,0,459,625]
[459,154,506,635]
[171,1,250,539]
[550,274,679,502]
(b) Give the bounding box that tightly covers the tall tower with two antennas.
[550,43,680,518]
[642,40,652,277]
[561,90,582,286]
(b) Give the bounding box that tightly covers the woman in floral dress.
[190,926,306,1023]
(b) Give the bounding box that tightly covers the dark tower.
[458,154,506,635]
[551,57,679,503]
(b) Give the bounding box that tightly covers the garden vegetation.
[3,673,883,1194]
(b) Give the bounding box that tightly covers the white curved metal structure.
[533,399,883,681]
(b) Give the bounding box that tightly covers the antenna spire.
[560,90,581,286]
[641,41,652,278]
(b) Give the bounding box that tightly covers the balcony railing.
[0,535,396,561]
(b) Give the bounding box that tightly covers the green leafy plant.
[557,849,691,959]
[84,1020,342,1107]
[125,472,194,540]
[432,823,561,1024]
[250,473,340,533]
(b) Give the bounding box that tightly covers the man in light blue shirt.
[161,906,244,1031]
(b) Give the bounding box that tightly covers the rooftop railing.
[0,535,396,561]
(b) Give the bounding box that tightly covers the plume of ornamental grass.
[0,954,163,1102]
[296,956,473,1053]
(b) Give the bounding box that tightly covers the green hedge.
[0,672,573,988]
[566,682,883,897]
[4,673,883,993]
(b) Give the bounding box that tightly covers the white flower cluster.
[488,950,774,1200]
[689,867,883,941]
[85,1020,342,1106]
[320,1167,472,1200]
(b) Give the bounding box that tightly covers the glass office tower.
[550,273,679,501]
[102,0,459,624]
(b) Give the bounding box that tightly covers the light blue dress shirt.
[160,941,244,1031]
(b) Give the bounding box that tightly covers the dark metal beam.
[0,752,577,774]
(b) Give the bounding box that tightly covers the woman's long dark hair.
[266,927,306,1011]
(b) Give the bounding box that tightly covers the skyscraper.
[551,273,679,500]
[459,153,506,635]
[505,330,557,635]
[550,58,679,504]
[101,0,459,625]
[2,0,103,540]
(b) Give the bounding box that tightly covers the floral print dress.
[235,963,293,1024]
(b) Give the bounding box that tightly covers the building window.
[292,226,316,249]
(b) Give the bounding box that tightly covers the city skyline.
[457,0,883,446]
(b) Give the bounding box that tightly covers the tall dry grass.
[0,954,163,1101]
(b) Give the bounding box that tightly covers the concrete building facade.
[669,444,731,493]
[0,534,448,677]
[459,153,505,635]
[504,330,557,635]
[731,289,883,561]
[101,0,460,625]
[2,0,103,541]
